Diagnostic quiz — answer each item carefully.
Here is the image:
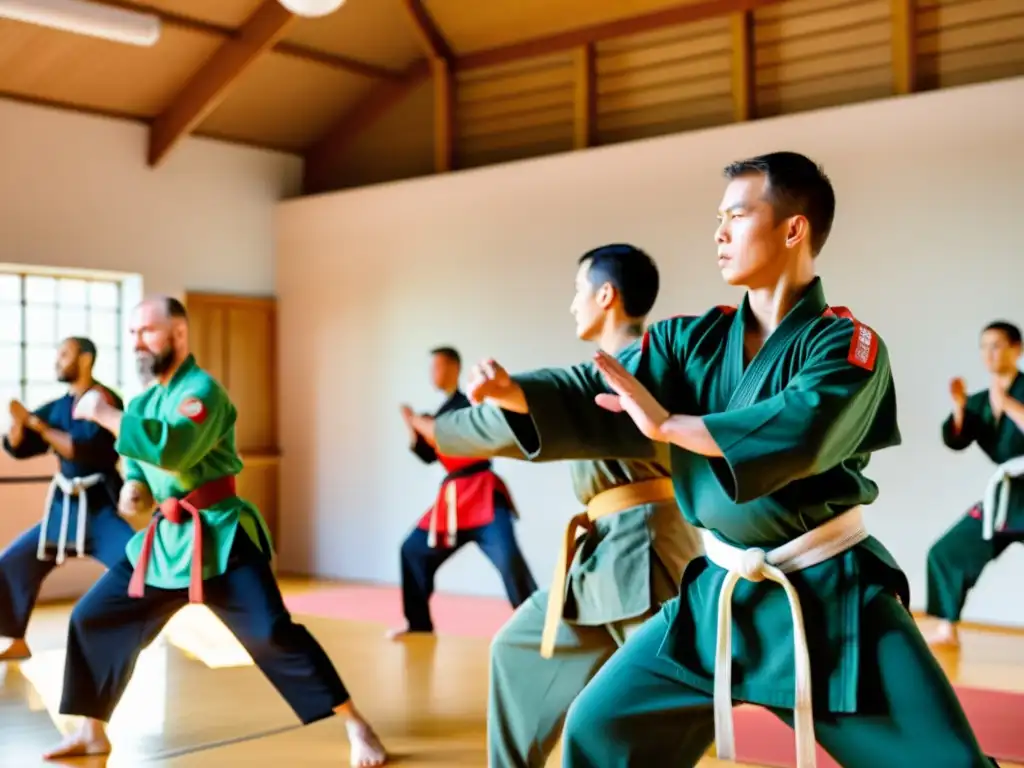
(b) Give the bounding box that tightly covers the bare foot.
[924,620,960,648]
[346,718,388,766]
[43,719,111,760]
[0,638,31,662]
[385,625,429,641]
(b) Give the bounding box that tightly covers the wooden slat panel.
[459,135,573,171]
[198,53,378,151]
[594,20,732,146]
[0,21,222,118]
[426,0,713,54]
[456,53,574,160]
[599,93,734,137]
[917,0,1024,88]
[754,0,894,117]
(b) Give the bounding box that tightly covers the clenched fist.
[466,358,527,412]
[118,480,154,517]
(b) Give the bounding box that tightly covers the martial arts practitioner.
[43,297,387,767]
[0,337,132,663]
[388,346,537,639]
[924,320,1024,648]
[461,152,997,766]
[416,244,703,766]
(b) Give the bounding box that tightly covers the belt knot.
[739,547,767,581]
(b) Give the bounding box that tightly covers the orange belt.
[128,475,238,604]
[540,477,675,658]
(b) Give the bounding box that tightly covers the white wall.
[0,99,302,603]
[276,75,1024,628]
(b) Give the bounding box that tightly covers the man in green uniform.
[412,243,703,766]
[925,320,1024,648]
[42,297,388,767]
[461,152,996,766]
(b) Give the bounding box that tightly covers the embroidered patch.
[847,322,878,371]
[178,396,207,424]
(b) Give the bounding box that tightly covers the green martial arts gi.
[927,372,1024,623]
[434,406,702,767]
[484,279,995,767]
[58,354,352,728]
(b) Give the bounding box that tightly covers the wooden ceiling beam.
[88,0,402,81]
[573,44,596,150]
[730,11,756,122]
[891,0,918,95]
[402,0,454,62]
[402,0,455,173]
[457,0,787,71]
[148,0,295,167]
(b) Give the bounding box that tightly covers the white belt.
[982,456,1024,540]
[701,506,869,768]
[427,481,458,549]
[37,472,105,564]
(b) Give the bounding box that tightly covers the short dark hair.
[983,321,1022,346]
[165,297,188,320]
[578,244,659,318]
[430,346,461,366]
[67,336,97,361]
[723,151,836,257]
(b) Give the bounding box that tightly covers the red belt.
[128,475,237,604]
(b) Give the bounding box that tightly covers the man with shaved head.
[44,296,389,767]
[0,336,131,664]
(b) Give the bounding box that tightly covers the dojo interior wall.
[0,98,302,602]
[277,74,1024,629]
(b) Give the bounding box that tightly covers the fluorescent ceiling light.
[0,0,161,47]
[278,0,346,18]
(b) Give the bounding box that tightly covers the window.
[0,271,126,417]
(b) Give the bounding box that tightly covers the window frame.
[0,271,126,411]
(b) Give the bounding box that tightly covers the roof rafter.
[302,0,790,193]
[401,0,456,173]
[147,0,296,167]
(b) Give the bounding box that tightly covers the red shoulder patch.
[641,329,650,357]
[847,322,878,370]
[715,305,737,315]
[822,305,854,320]
[822,306,878,370]
[178,396,207,424]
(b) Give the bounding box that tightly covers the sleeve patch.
[847,322,878,371]
[178,396,207,424]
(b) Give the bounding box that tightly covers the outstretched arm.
[77,384,231,473]
[463,322,685,462]
[429,403,529,460]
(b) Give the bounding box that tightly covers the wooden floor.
[2,578,1024,767]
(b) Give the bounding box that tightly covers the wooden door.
[184,292,279,541]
